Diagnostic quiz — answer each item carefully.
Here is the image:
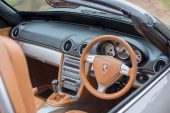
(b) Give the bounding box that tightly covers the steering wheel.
[80,35,137,100]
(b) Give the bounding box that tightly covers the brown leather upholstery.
[32,87,38,95]
[66,110,87,113]
[34,96,45,110]
[0,27,11,37]
[32,87,45,110]
[80,35,137,100]
[0,37,36,113]
[93,56,123,87]
[46,93,72,106]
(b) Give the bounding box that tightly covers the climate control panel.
[60,55,81,95]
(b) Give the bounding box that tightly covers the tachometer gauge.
[134,49,142,63]
[115,44,129,60]
[101,42,115,56]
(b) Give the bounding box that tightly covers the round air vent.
[136,73,149,84]
[79,43,87,55]
[63,40,73,52]
[11,27,21,38]
[153,59,167,73]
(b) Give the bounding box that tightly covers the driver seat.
[0,36,44,113]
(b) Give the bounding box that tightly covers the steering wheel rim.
[80,35,137,100]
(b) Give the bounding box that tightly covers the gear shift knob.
[51,79,58,93]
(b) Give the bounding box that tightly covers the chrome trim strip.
[86,55,96,63]
[120,64,130,76]
[97,83,106,92]
[118,68,170,113]
[21,42,62,66]
[0,76,14,113]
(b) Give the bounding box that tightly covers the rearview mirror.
[46,0,79,8]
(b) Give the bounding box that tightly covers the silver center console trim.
[0,76,14,113]
[60,54,82,94]
[18,42,62,66]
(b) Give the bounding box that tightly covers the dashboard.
[11,20,168,90]
[98,41,143,64]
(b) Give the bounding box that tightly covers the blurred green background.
[162,0,170,7]
[5,0,50,11]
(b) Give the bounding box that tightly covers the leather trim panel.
[0,27,11,37]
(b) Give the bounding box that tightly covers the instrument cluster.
[100,42,143,64]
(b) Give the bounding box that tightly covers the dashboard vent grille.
[79,43,87,55]
[63,40,73,52]
[11,27,21,38]
[153,59,167,72]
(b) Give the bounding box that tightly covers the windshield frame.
[2,0,132,24]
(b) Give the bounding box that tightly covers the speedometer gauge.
[115,44,129,60]
[134,49,142,63]
[101,42,115,56]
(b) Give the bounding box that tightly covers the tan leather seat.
[34,96,45,110]
[32,87,45,110]
[0,36,44,113]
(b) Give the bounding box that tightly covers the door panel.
[122,68,170,113]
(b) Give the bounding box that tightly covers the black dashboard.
[11,20,168,76]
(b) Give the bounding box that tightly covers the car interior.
[0,1,169,113]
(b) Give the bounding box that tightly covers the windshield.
[4,0,170,26]
[4,0,52,11]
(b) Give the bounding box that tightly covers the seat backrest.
[0,36,36,113]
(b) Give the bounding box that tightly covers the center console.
[46,54,83,106]
[60,54,81,96]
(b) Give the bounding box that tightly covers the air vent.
[11,27,21,38]
[63,40,73,52]
[153,59,167,73]
[79,43,87,55]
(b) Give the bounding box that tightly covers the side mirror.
[46,0,79,8]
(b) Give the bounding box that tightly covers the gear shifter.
[51,79,58,93]
[47,79,72,106]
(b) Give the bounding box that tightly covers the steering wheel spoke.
[120,64,130,76]
[97,83,107,93]
[86,55,96,63]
